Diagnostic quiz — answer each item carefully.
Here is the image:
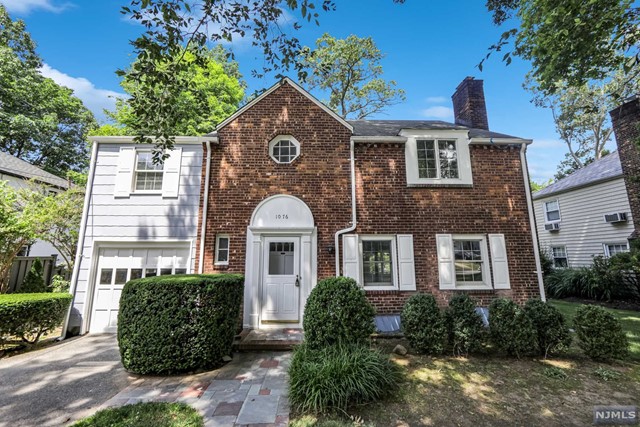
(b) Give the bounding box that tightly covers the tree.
[96,47,245,137]
[0,5,97,176]
[484,0,640,96]
[300,33,405,119]
[530,178,552,192]
[119,0,405,155]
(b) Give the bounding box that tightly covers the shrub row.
[0,293,72,344]
[401,294,628,361]
[117,274,243,375]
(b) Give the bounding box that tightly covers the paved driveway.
[0,334,129,427]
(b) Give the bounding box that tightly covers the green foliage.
[0,293,72,344]
[50,275,70,293]
[542,366,568,381]
[573,304,629,360]
[117,274,243,375]
[301,33,405,119]
[288,343,402,414]
[97,47,244,142]
[0,6,95,175]
[539,248,554,278]
[485,0,639,96]
[488,298,537,358]
[523,299,571,357]
[593,366,622,382]
[72,402,204,427]
[401,293,447,355]
[303,277,375,349]
[530,178,553,192]
[445,294,485,356]
[19,258,45,293]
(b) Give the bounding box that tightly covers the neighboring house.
[0,151,68,261]
[533,152,634,268]
[67,77,544,335]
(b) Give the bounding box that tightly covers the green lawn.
[72,402,203,427]
[549,299,640,361]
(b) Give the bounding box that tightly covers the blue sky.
[1,0,615,182]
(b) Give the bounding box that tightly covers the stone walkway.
[101,352,291,427]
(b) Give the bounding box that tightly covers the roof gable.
[215,78,353,132]
[0,151,68,189]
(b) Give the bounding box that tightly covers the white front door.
[261,237,301,323]
[90,246,190,333]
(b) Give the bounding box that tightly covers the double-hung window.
[604,243,629,257]
[362,239,394,287]
[551,246,568,268]
[417,139,459,179]
[215,235,230,265]
[134,152,164,192]
[453,238,486,284]
[544,200,561,223]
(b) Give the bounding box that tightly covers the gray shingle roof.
[348,120,526,140]
[532,151,622,199]
[0,151,69,189]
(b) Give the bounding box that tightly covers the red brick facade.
[195,81,541,316]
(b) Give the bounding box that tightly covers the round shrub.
[117,274,243,375]
[445,294,485,356]
[288,343,402,413]
[488,298,537,358]
[523,299,572,358]
[0,293,72,344]
[401,293,447,355]
[303,277,375,349]
[573,304,629,360]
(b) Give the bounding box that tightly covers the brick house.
[67,77,544,334]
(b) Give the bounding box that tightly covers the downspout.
[198,140,212,274]
[520,143,546,300]
[334,138,357,275]
[62,141,99,339]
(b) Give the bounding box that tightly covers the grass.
[549,299,640,360]
[72,402,203,427]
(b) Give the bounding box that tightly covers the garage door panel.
[94,289,113,309]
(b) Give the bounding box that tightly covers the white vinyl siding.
[534,178,634,267]
[71,143,202,326]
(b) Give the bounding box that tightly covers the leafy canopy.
[0,5,96,176]
[300,33,405,119]
[96,46,245,138]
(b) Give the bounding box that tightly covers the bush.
[401,293,447,355]
[523,299,572,357]
[288,343,402,414]
[0,293,72,344]
[445,294,485,356]
[488,298,537,358]
[573,305,629,360]
[50,275,70,293]
[117,274,243,375]
[544,267,591,299]
[72,402,203,427]
[19,259,46,293]
[303,277,375,349]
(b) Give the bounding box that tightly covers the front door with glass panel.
[262,237,300,323]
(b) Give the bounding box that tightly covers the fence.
[7,255,62,293]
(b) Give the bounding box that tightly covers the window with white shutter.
[114,147,182,198]
[437,234,494,290]
[488,234,510,289]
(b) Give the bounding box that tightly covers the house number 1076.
[275,214,289,219]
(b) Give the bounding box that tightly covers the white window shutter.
[436,234,455,290]
[396,235,416,291]
[162,147,182,198]
[342,234,360,284]
[489,234,510,289]
[114,147,136,198]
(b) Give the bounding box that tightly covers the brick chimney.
[610,96,640,242]
[451,77,489,130]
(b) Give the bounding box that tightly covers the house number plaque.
[275,214,289,220]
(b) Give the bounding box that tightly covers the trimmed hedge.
[445,294,485,356]
[401,293,447,355]
[117,274,243,375]
[303,277,375,349]
[0,293,72,344]
[288,343,402,413]
[574,305,629,360]
[488,298,537,358]
[523,299,572,358]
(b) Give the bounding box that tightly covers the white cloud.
[1,0,70,14]
[425,96,447,104]
[39,64,125,121]
[422,106,454,120]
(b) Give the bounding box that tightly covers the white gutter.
[89,136,218,145]
[334,139,357,275]
[470,138,533,145]
[520,143,546,301]
[62,141,99,339]
[351,136,408,143]
[198,141,212,274]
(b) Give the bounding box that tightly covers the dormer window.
[417,139,459,179]
[269,135,300,164]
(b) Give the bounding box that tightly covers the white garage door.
[90,246,190,333]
